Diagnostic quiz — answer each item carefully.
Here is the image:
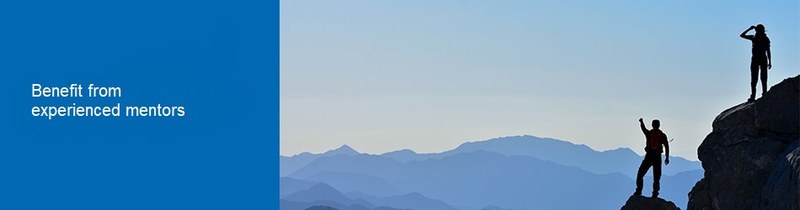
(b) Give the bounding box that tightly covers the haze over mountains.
[280,135,702,210]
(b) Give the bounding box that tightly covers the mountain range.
[280,135,702,209]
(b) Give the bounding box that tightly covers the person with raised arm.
[633,118,669,198]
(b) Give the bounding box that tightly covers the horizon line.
[280,134,697,161]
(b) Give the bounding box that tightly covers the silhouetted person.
[740,24,772,102]
[634,118,669,198]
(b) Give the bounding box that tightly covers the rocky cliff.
[621,195,680,210]
[687,76,800,210]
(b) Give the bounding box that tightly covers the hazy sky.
[280,0,799,160]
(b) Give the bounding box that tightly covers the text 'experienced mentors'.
[31,83,186,120]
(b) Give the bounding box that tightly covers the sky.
[280,0,799,160]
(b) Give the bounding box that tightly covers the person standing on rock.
[634,118,670,198]
[740,24,772,102]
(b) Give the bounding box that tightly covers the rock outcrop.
[621,195,680,210]
[687,76,800,210]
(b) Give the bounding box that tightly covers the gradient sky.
[280,0,799,160]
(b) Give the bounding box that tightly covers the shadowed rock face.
[688,76,799,210]
[621,195,680,210]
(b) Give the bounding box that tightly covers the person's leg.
[760,62,768,96]
[635,156,652,195]
[750,59,758,101]
[652,154,662,197]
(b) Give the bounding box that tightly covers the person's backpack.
[646,129,666,153]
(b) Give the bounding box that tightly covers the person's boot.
[633,190,642,196]
[651,192,659,198]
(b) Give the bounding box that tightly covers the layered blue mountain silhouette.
[281,135,702,209]
[379,136,699,178]
[280,182,452,210]
[281,145,360,177]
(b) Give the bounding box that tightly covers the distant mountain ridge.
[281,145,360,177]
[416,135,700,178]
[281,135,704,209]
[286,150,630,209]
[285,151,700,209]
[281,182,457,210]
[282,135,701,178]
